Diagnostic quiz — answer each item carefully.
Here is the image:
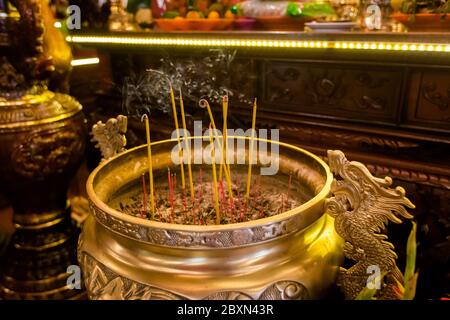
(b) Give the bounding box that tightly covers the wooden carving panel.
[406,70,450,131]
[262,61,403,123]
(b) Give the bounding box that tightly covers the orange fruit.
[174,16,184,20]
[186,11,201,19]
[224,10,234,19]
[208,11,220,19]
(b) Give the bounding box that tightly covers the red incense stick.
[168,168,174,223]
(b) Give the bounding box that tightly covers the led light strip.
[71,57,100,66]
[66,35,450,53]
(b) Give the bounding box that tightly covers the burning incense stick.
[199,99,234,207]
[179,92,195,208]
[141,114,155,218]
[209,125,220,225]
[219,96,229,182]
[246,98,258,199]
[170,85,186,191]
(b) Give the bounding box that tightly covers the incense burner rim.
[86,137,333,248]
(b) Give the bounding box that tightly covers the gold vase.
[0,88,87,299]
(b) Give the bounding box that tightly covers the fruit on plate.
[224,9,235,19]
[208,11,220,19]
[186,10,203,19]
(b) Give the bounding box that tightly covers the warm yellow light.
[54,21,62,29]
[71,57,100,66]
[65,36,450,54]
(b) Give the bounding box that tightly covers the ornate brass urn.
[79,124,414,300]
[0,1,86,299]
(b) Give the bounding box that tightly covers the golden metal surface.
[79,137,344,299]
[91,115,128,161]
[0,0,86,300]
[326,150,415,300]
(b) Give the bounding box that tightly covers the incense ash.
[110,167,312,226]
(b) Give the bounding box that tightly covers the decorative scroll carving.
[0,57,25,92]
[278,124,419,151]
[326,150,414,299]
[269,86,293,103]
[80,253,185,300]
[318,153,450,191]
[91,115,128,161]
[12,126,85,179]
[89,200,314,249]
[79,252,309,300]
[306,71,345,105]
[257,281,309,300]
[364,163,450,190]
[271,67,300,82]
[356,72,389,89]
[422,82,450,110]
[356,95,386,110]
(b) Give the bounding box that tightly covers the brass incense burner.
[79,119,414,300]
[0,0,86,299]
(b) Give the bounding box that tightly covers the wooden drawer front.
[406,70,450,131]
[261,61,403,123]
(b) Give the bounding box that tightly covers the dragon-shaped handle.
[326,150,415,300]
[91,115,128,161]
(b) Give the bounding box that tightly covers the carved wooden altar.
[69,31,450,299]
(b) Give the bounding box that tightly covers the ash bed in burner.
[110,166,313,225]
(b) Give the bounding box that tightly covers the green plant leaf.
[403,221,418,300]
